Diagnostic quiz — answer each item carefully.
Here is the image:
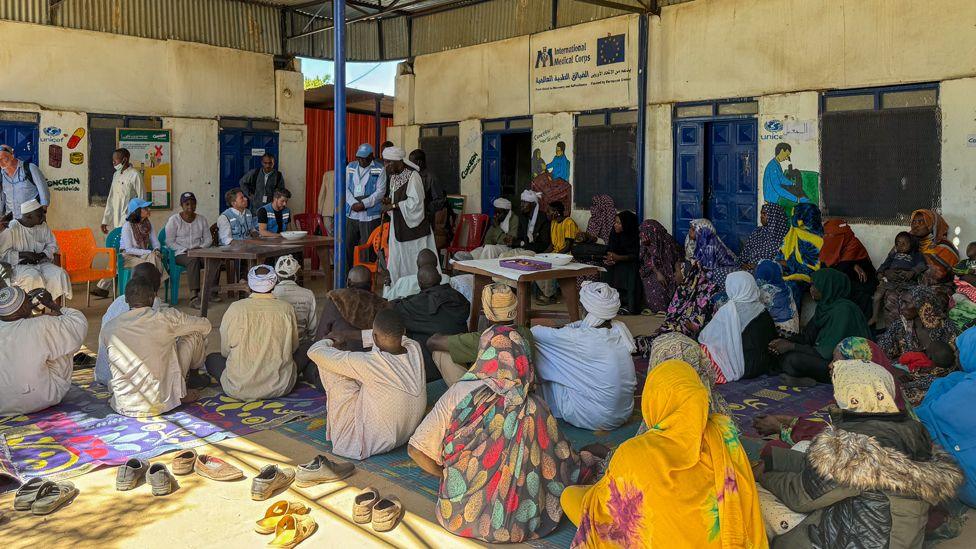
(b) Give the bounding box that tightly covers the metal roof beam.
[287,0,432,40]
[572,0,647,13]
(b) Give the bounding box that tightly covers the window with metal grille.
[88,114,162,206]
[820,85,940,223]
[573,110,637,211]
[418,124,460,194]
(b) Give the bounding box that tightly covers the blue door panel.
[673,117,757,254]
[481,133,502,215]
[0,123,39,165]
[218,129,278,211]
[672,121,704,246]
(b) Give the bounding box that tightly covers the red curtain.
[304,107,393,214]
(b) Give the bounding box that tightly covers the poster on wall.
[117,128,172,209]
[530,16,638,112]
[760,119,820,216]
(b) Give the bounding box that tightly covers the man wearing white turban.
[380,147,438,284]
[453,196,524,261]
[0,199,73,300]
[530,281,637,430]
[0,286,88,416]
[510,189,551,252]
[204,265,300,399]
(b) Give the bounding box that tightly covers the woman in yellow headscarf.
[561,360,767,548]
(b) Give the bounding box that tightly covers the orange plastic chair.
[444,214,489,265]
[353,222,389,276]
[53,227,117,307]
[293,213,329,271]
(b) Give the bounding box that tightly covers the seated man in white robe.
[382,248,449,300]
[101,277,213,417]
[205,266,299,400]
[271,254,318,343]
[0,286,88,416]
[453,197,520,261]
[0,199,72,300]
[95,263,164,385]
[530,281,637,430]
[307,308,426,460]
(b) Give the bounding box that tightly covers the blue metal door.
[672,118,757,253]
[481,132,502,215]
[672,121,704,246]
[0,122,39,164]
[218,129,278,210]
[706,120,757,252]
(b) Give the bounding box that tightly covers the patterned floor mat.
[0,369,325,481]
[714,375,835,437]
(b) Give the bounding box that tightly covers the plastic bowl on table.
[280,230,308,240]
[534,253,573,266]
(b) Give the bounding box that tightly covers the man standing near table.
[344,144,386,268]
[381,147,436,284]
[92,148,143,298]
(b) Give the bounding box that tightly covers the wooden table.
[189,235,334,317]
[452,260,601,331]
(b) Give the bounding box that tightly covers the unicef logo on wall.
[764,120,783,133]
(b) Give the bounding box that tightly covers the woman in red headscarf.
[820,218,878,318]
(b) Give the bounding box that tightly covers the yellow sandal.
[255,501,310,534]
[268,514,317,548]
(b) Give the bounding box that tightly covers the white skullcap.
[247,265,278,293]
[381,146,405,161]
[493,197,512,210]
[579,281,620,321]
[274,254,300,278]
[0,286,26,316]
[20,199,42,215]
[520,189,541,203]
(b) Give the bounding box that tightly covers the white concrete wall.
[649,0,976,104]
[413,36,530,124]
[0,20,306,237]
[935,77,976,252]
[646,104,673,227]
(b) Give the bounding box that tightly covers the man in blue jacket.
[345,143,386,269]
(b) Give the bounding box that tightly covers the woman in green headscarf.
[768,268,870,386]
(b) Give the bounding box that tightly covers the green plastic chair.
[159,228,186,306]
[105,227,132,295]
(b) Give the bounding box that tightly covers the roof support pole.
[635,12,648,220]
[374,96,382,151]
[333,0,348,287]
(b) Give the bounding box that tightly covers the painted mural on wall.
[532,141,570,181]
[761,119,820,216]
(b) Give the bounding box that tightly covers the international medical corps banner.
[530,15,639,113]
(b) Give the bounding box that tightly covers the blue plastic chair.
[159,228,185,306]
[105,227,132,295]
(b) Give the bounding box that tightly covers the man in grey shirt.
[239,153,285,215]
[0,144,49,223]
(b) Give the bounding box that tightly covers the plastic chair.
[353,222,389,273]
[158,228,186,306]
[293,213,329,270]
[105,227,132,296]
[444,214,489,266]
[52,227,117,307]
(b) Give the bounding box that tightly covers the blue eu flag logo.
[597,34,625,66]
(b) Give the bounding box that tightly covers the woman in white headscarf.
[699,271,778,383]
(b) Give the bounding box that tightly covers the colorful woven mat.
[0,369,325,481]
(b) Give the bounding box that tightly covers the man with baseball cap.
[164,191,215,308]
[344,143,386,270]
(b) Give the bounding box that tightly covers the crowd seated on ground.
[6,155,976,548]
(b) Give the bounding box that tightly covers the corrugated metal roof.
[0,0,701,61]
[410,0,550,55]
[52,0,280,54]
[0,0,46,25]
